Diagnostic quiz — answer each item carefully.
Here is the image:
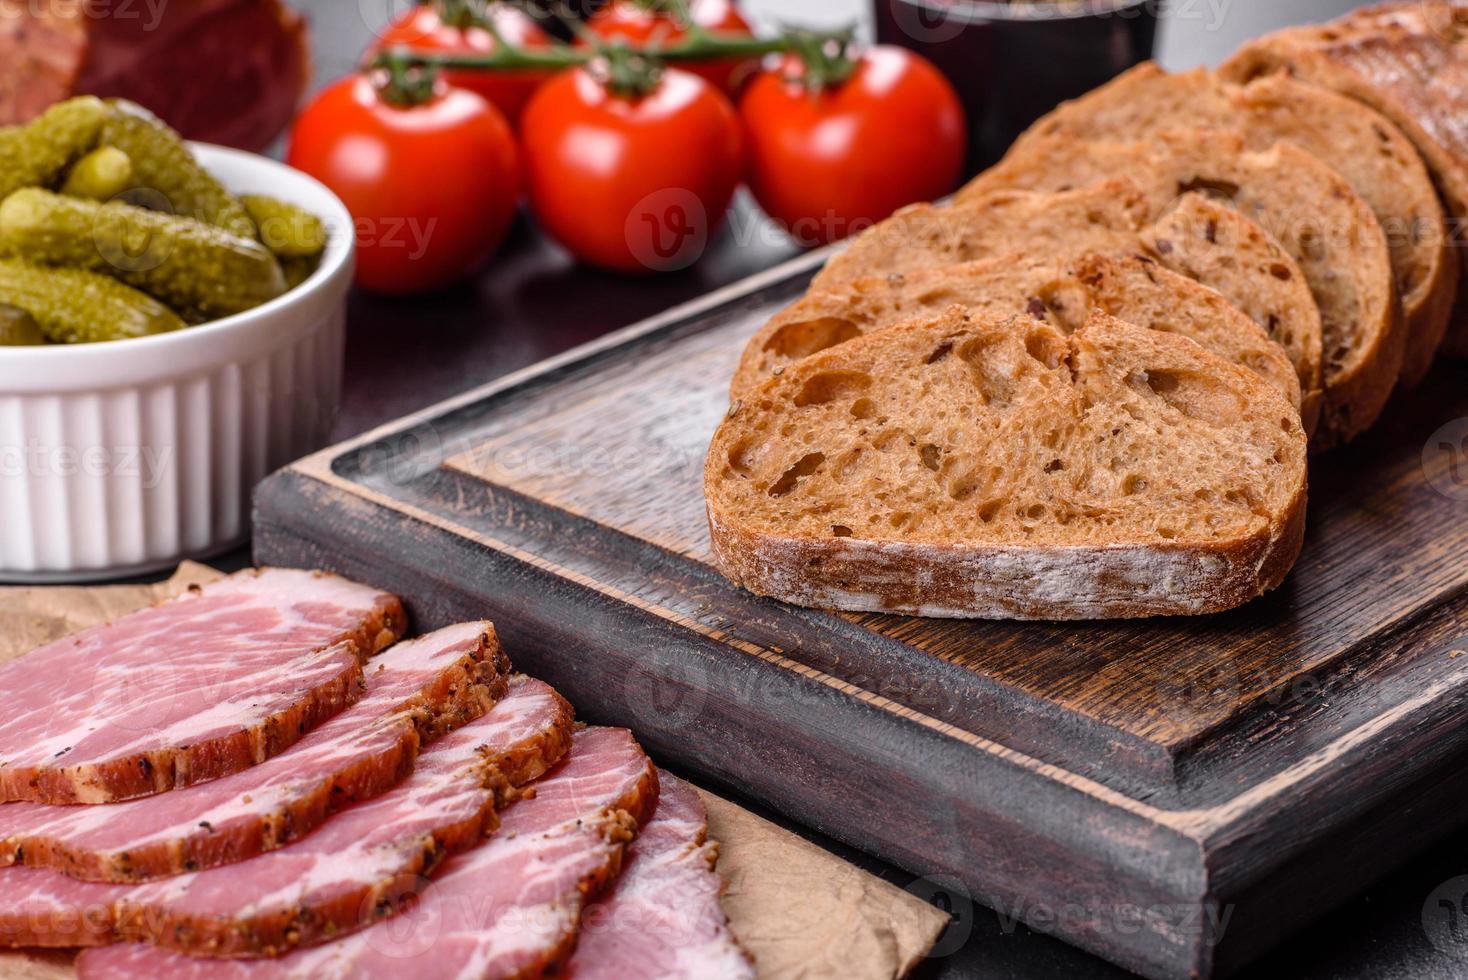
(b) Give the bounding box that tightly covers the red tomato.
[287,74,520,295]
[740,46,967,246]
[583,0,757,94]
[375,4,553,125]
[521,66,743,274]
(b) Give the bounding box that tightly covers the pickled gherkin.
[99,100,255,239]
[61,147,134,201]
[0,97,108,201]
[0,303,45,346]
[241,195,328,259]
[0,259,184,344]
[280,254,322,290]
[0,188,287,320]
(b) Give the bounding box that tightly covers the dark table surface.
[230,3,1468,977]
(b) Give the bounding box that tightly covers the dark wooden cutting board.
[253,249,1468,980]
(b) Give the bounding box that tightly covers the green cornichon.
[279,254,322,291]
[241,195,328,260]
[99,100,256,239]
[0,97,109,201]
[0,302,45,346]
[0,188,287,320]
[0,259,184,344]
[60,146,135,201]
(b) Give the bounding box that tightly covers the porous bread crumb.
[705,308,1308,621]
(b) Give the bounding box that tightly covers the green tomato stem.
[375,25,854,74]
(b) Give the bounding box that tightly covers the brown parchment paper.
[0,566,949,980]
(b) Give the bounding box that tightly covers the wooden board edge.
[252,466,1217,980]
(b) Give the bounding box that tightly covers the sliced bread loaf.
[732,251,1302,414]
[959,129,1402,448]
[1008,62,1454,387]
[706,307,1308,620]
[1222,3,1468,356]
[814,180,1324,432]
[815,178,1152,289]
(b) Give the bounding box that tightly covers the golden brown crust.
[707,498,1306,621]
[806,182,1325,436]
[1009,61,1454,388]
[958,131,1402,448]
[1222,3,1468,355]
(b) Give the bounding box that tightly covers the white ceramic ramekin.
[0,144,354,581]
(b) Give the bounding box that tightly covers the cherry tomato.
[583,0,757,95]
[740,46,967,246]
[287,74,520,295]
[375,4,553,125]
[521,66,743,274]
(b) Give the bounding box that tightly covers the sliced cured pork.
[0,0,310,151]
[567,773,755,980]
[7,677,574,957]
[75,725,657,978]
[0,621,507,883]
[0,568,405,805]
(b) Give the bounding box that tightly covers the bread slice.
[959,129,1402,448]
[706,307,1308,620]
[1222,3,1468,356]
[1008,63,1454,387]
[733,251,1302,414]
[815,179,1324,433]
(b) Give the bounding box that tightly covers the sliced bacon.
[6,677,574,958]
[567,773,755,980]
[0,621,506,883]
[0,568,405,805]
[75,725,656,978]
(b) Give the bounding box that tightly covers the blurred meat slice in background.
[0,0,309,151]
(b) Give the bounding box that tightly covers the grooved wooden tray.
[254,250,1468,980]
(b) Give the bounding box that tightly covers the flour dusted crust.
[706,309,1308,621]
[1008,62,1455,388]
[707,506,1306,621]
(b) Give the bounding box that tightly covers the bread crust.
[731,252,1303,412]
[807,181,1325,435]
[1010,62,1455,388]
[707,493,1306,621]
[707,310,1309,621]
[1222,2,1468,355]
[959,131,1403,449]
